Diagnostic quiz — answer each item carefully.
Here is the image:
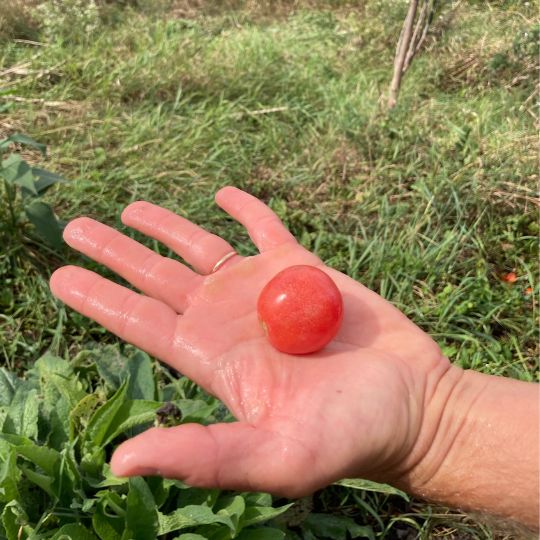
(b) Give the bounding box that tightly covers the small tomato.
[257,265,343,354]
[501,271,518,283]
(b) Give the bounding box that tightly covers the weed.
[0,133,66,264]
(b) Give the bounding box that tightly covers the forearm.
[398,364,539,531]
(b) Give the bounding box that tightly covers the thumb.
[110,422,316,497]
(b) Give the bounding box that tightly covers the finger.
[110,422,318,498]
[215,186,297,252]
[63,217,201,313]
[121,201,241,275]
[50,265,180,368]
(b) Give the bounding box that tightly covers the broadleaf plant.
[0,346,297,539]
[0,133,66,257]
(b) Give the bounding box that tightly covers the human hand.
[50,187,450,497]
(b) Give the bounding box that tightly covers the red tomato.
[257,265,343,354]
[501,271,518,283]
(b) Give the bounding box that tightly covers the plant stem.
[3,178,20,231]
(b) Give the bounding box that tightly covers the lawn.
[0,0,538,538]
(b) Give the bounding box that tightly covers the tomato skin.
[257,265,343,354]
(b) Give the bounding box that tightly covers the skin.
[49,187,539,531]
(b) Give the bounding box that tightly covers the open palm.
[50,187,447,496]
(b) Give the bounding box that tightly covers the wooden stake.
[388,0,419,109]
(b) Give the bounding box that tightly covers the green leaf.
[81,446,106,477]
[0,446,21,503]
[1,153,37,194]
[236,528,286,540]
[0,433,33,446]
[33,353,85,447]
[0,438,11,456]
[2,387,39,440]
[0,407,8,434]
[241,502,294,528]
[333,478,409,500]
[86,379,129,449]
[145,475,169,507]
[243,492,272,506]
[30,353,80,407]
[15,442,79,503]
[1,500,30,540]
[93,490,127,523]
[25,200,64,251]
[51,523,99,539]
[157,505,234,536]
[303,513,374,540]
[34,353,85,408]
[21,464,56,498]
[31,167,66,194]
[0,133,47,155]
[45,401,71,450]
[93,348,155,400]
[101,399,161,448]
[94,346,129,391]
[90,464,128,488]
[33,351,69,372]
[122,477,158,540]
[175,398,220,424]
[16,442,59,475]
[55,446,83,506]
[0,369,20,406]
[173,535,207,540]
[69,392,103,443]
[217,495,245,534]
[164,482,220,507]
[127,350,155,401]
[93,499,124,540]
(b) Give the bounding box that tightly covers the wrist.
[395,364,540,531]
[391,361,465,490]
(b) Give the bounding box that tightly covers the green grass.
[1,0,538,537]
